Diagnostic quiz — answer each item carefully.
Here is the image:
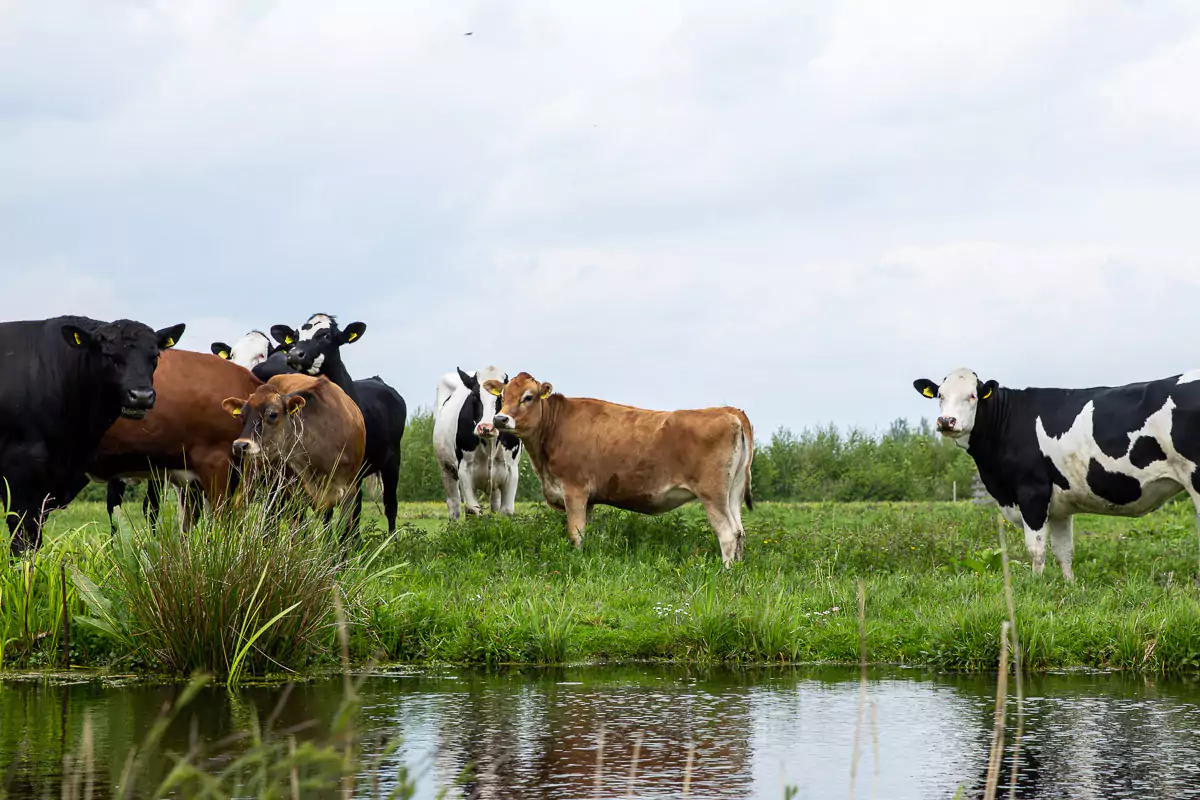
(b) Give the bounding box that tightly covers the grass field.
[7,493,1200,674]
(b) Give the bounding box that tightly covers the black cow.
[0,316,184,554]
[914,367,1200,581]
[270,314,407,534]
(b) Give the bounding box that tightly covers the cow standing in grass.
[271,314,407,533]
[915,367,1200,581]
[489,372,754,566]
[0,316,183,554]
[433,366,521,519]
[223,374,366,532]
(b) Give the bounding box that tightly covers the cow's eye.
[969,394,977,401]
[268,410,279,422]
[522,394,533,404]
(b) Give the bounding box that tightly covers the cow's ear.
[62,325,94,350]
[157,323,186,349]
[538,382,554,399]
[285,394,307,416]
[270,325,298,347]
[340,321,366,345]
[482,379,504,397]
[913,379,939,399]
[979,379,999,401]
[457,367,479,391]
[221,398,245,417]
[211,342,232,359]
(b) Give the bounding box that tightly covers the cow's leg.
[1017,490,1052,576]
[459,460,484,516]
[700,496,740,567]
[106,480,126,534]
[440,465,462,521]
[1047,515,1075,582]
[380,457,400,534]
[145,478,164,532]
[499,467,518,516]
[564,490,588,548]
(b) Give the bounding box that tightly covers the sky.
[4,1,1200,437]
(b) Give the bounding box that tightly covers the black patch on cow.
[1045,456,1070,492]
[1086,459,1142,506]
[1129,436,1167,469]
[455,387,483,462]
[1032,392,1091,440]
[500,432,522,457]
[1091,379,1176,459]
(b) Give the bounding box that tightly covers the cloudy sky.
[4,1,1200,436]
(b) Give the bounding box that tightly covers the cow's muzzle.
[121,387,156,419]
[476,421,497,438]
[493,414,514,432]
[232,438,261,456]
[936,416,959,435]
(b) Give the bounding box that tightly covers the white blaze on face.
[936,368,982,437]
[474,365,507,437]
[298,313,334,342]
[229,331,272,369]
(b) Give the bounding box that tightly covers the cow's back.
[270,375,367,477]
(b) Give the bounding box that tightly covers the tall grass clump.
[74,479,350,678]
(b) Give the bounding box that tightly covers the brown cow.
[88,349,263,525]
[221,375,366,523]
[486,372,754,565]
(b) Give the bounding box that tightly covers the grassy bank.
[7,496,1200,674]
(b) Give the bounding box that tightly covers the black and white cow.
[271,314,407,533]
[211,330,294,381]
[915,367,1200,581]
[433,366,521,519]
[0,315,184,554]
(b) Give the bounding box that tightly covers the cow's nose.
[126,387,156,408]
[232,439,251,455]
[937,416,957,430]
[476,421,495,436]
[494,414,512,429]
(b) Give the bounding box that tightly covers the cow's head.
[274,314,365,376]
[488,371,553,438]
[458,366,509,440]
[63,319,185,419]
[913,368,999,438]
[222,382,308,457]
[211,330,288,369]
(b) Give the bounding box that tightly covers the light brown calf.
[486,372,754,565]
[222,375,366,520]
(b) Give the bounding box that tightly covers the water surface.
[4,665,1200,798]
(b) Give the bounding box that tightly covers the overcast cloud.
[3,0,1200,436]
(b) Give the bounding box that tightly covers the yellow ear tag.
[231,408,241,416]
[922,386,935,398]
[347,332,357,342]
[73,332,82,345]
[981,387,993,400]
[540,387,552,399]
[284,336,293,345]
[488,386,502,397]
[218,351,229,359]
[165,337,175,348]
[289,404,301,416]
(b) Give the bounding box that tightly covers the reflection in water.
[4,667,1200,799]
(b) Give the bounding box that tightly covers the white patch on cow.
[298,314,334,341]
[933,367,982,439]
[305,353,325,375]
[229,331,272,370]
[169,469,200,484]
[1179,369,1200,385]
[1035,397,1193,517]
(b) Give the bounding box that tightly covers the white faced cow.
[915,367,1200,581]
[433,366,521,519]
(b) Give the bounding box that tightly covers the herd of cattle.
[3,312,1200,579]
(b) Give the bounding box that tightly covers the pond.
[4,665,1200,798]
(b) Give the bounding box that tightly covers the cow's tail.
[732,408,754,512]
